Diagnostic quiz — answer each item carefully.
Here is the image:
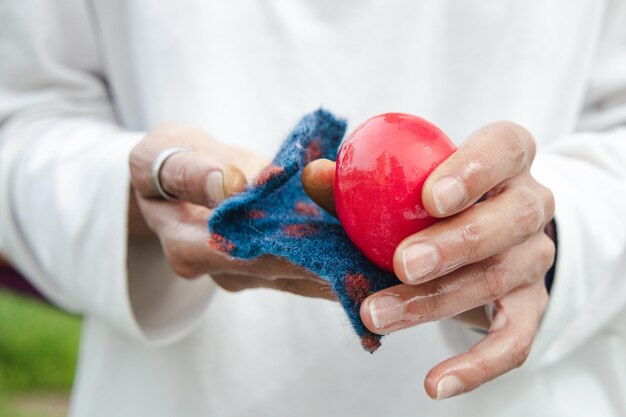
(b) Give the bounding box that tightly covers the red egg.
[334,113,457,271]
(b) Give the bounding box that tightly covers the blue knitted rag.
[208,109,399,352]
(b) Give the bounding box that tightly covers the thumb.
[301,158,337,217]
[158,150,247,207]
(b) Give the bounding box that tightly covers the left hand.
[129,122,334,300]
[302,121,555,400]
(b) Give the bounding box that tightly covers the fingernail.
[432,176,467,215]
[402,243,439,283]
[206,170,226,205]
[369,295,404,329]
[436,375,463,400]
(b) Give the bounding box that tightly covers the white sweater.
[1,1,626,416]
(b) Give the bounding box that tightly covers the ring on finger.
[151,146,193,201]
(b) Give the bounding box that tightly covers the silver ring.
[151,147,193,201]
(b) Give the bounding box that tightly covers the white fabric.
[1,0,626,416]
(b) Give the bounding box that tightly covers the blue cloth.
[209,109,399,352]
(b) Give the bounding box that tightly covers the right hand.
[129,122,333,300]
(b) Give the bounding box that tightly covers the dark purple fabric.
[0,266,46,301]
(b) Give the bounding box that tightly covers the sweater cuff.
[126,239,216,344]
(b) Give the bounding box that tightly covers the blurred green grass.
[0,289,80,416]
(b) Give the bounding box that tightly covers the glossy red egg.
[334,113,457,271]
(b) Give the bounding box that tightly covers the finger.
[208,253,328,283]
[301,158,337,217]
[135,197,220,279]
[157,151,247,207]
[394,181,554,285]
[424,283,549,399]
[360,233,554,334]
[140,196,327,281]
[423,122,536,217]
[211,273,336,301]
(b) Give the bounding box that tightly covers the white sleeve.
[0,0,215,344]
[530,129,626,364]
[518,0,626,365]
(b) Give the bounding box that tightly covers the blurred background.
[0,256,79,417]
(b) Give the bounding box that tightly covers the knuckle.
[539,236,556,271]
[504,130,527,169]
[459,221,482,261]
[512,336,533,368]
[415,281,444,317]
[213,277,246,293]
[474,257,508,300]
[496,121,536,166]
[172,262,198,279]
[461,221,482,243]
[164,247,198,279]
[512,187,543,239]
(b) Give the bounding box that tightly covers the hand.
[129,122,333,300]
[302,121,555,398]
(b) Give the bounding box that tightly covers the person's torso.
[72,1,625,416]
